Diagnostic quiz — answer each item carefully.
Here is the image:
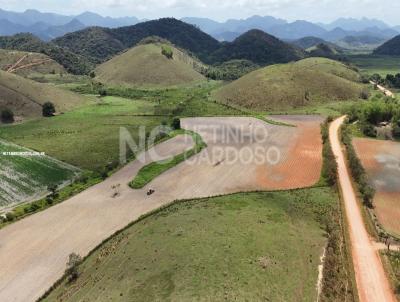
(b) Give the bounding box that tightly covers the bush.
[1,108,14,123]
[5,212,15,222]
[42,102,56,117]
[161,45,173,59]
[171,117,181,130]
[65,253,82,283]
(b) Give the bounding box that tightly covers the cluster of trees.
[202,59,258,81]
[1,109,14,123]
[341,124,375,208]
[346,99,400,139]
[370,73,400,89]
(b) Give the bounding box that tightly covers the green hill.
[54,18,221,64]
[94,42,206,87]
[0,70,89,121]
[213,58,364,111]
[0,33,93,74]
[210,29,306,65]
[307,43,342,58]
[291,36,329,49]
[374,35,400,56]
[0,49,66,77]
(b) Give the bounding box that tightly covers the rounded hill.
[213,58,364,111]
[94,42,206,87]
[210,29,306,65]
[0,70,89,121]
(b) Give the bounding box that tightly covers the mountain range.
[0,9,398,44]
[183,16,400,42]
[0,9,139,41]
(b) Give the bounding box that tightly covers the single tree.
[171,117,181,130]
[42,102,56,117]
[65,253,82,282]
[1,109,14,123]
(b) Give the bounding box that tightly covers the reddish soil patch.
[256,115,324,189]
[353,138,400,237]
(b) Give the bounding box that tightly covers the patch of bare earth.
[353,138,400,237]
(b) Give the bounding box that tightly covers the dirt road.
[329,116,396,302]
[0,116,323,302]
[370,81,395,98]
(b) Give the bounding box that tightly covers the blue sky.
[1,0,399,25]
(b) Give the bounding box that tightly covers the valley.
[0,7,400,302]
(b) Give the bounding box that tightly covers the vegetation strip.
[129,130,206,189]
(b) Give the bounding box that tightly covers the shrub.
[42,102,56,117]
[65,253,82,283]
[161,45,173,59]
[1,108,14,123]
[171,117,181,130]
[5,212,15,222]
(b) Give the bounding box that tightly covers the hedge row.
[341,122,375,208]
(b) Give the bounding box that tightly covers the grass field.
[348,55,400,76]
[0,140,79,208]
[0,85,243,171]
[42,187,338,302]
[213,58,364,111]
[130,130,206,189]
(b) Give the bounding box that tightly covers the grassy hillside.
[213,58,364,111]
[210,29,306,65]
[95,43,206,88]
[374,35,400,56]
[0,33,94,74]
[0,70,90,120]
[42,188,341,302]
[0,49,65,77]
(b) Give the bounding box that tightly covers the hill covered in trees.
[209,29,306,65]
[54,18,221,64]
[374,35,400,55]
[52,18,306,68]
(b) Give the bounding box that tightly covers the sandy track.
[0,116,323,301]
[330,117,396,302]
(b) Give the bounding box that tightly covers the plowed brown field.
[353,138,400,237]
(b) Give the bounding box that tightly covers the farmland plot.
[0,140,80,209]
[353,138,400,237]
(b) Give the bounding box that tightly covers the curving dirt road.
[329,116,396,302]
